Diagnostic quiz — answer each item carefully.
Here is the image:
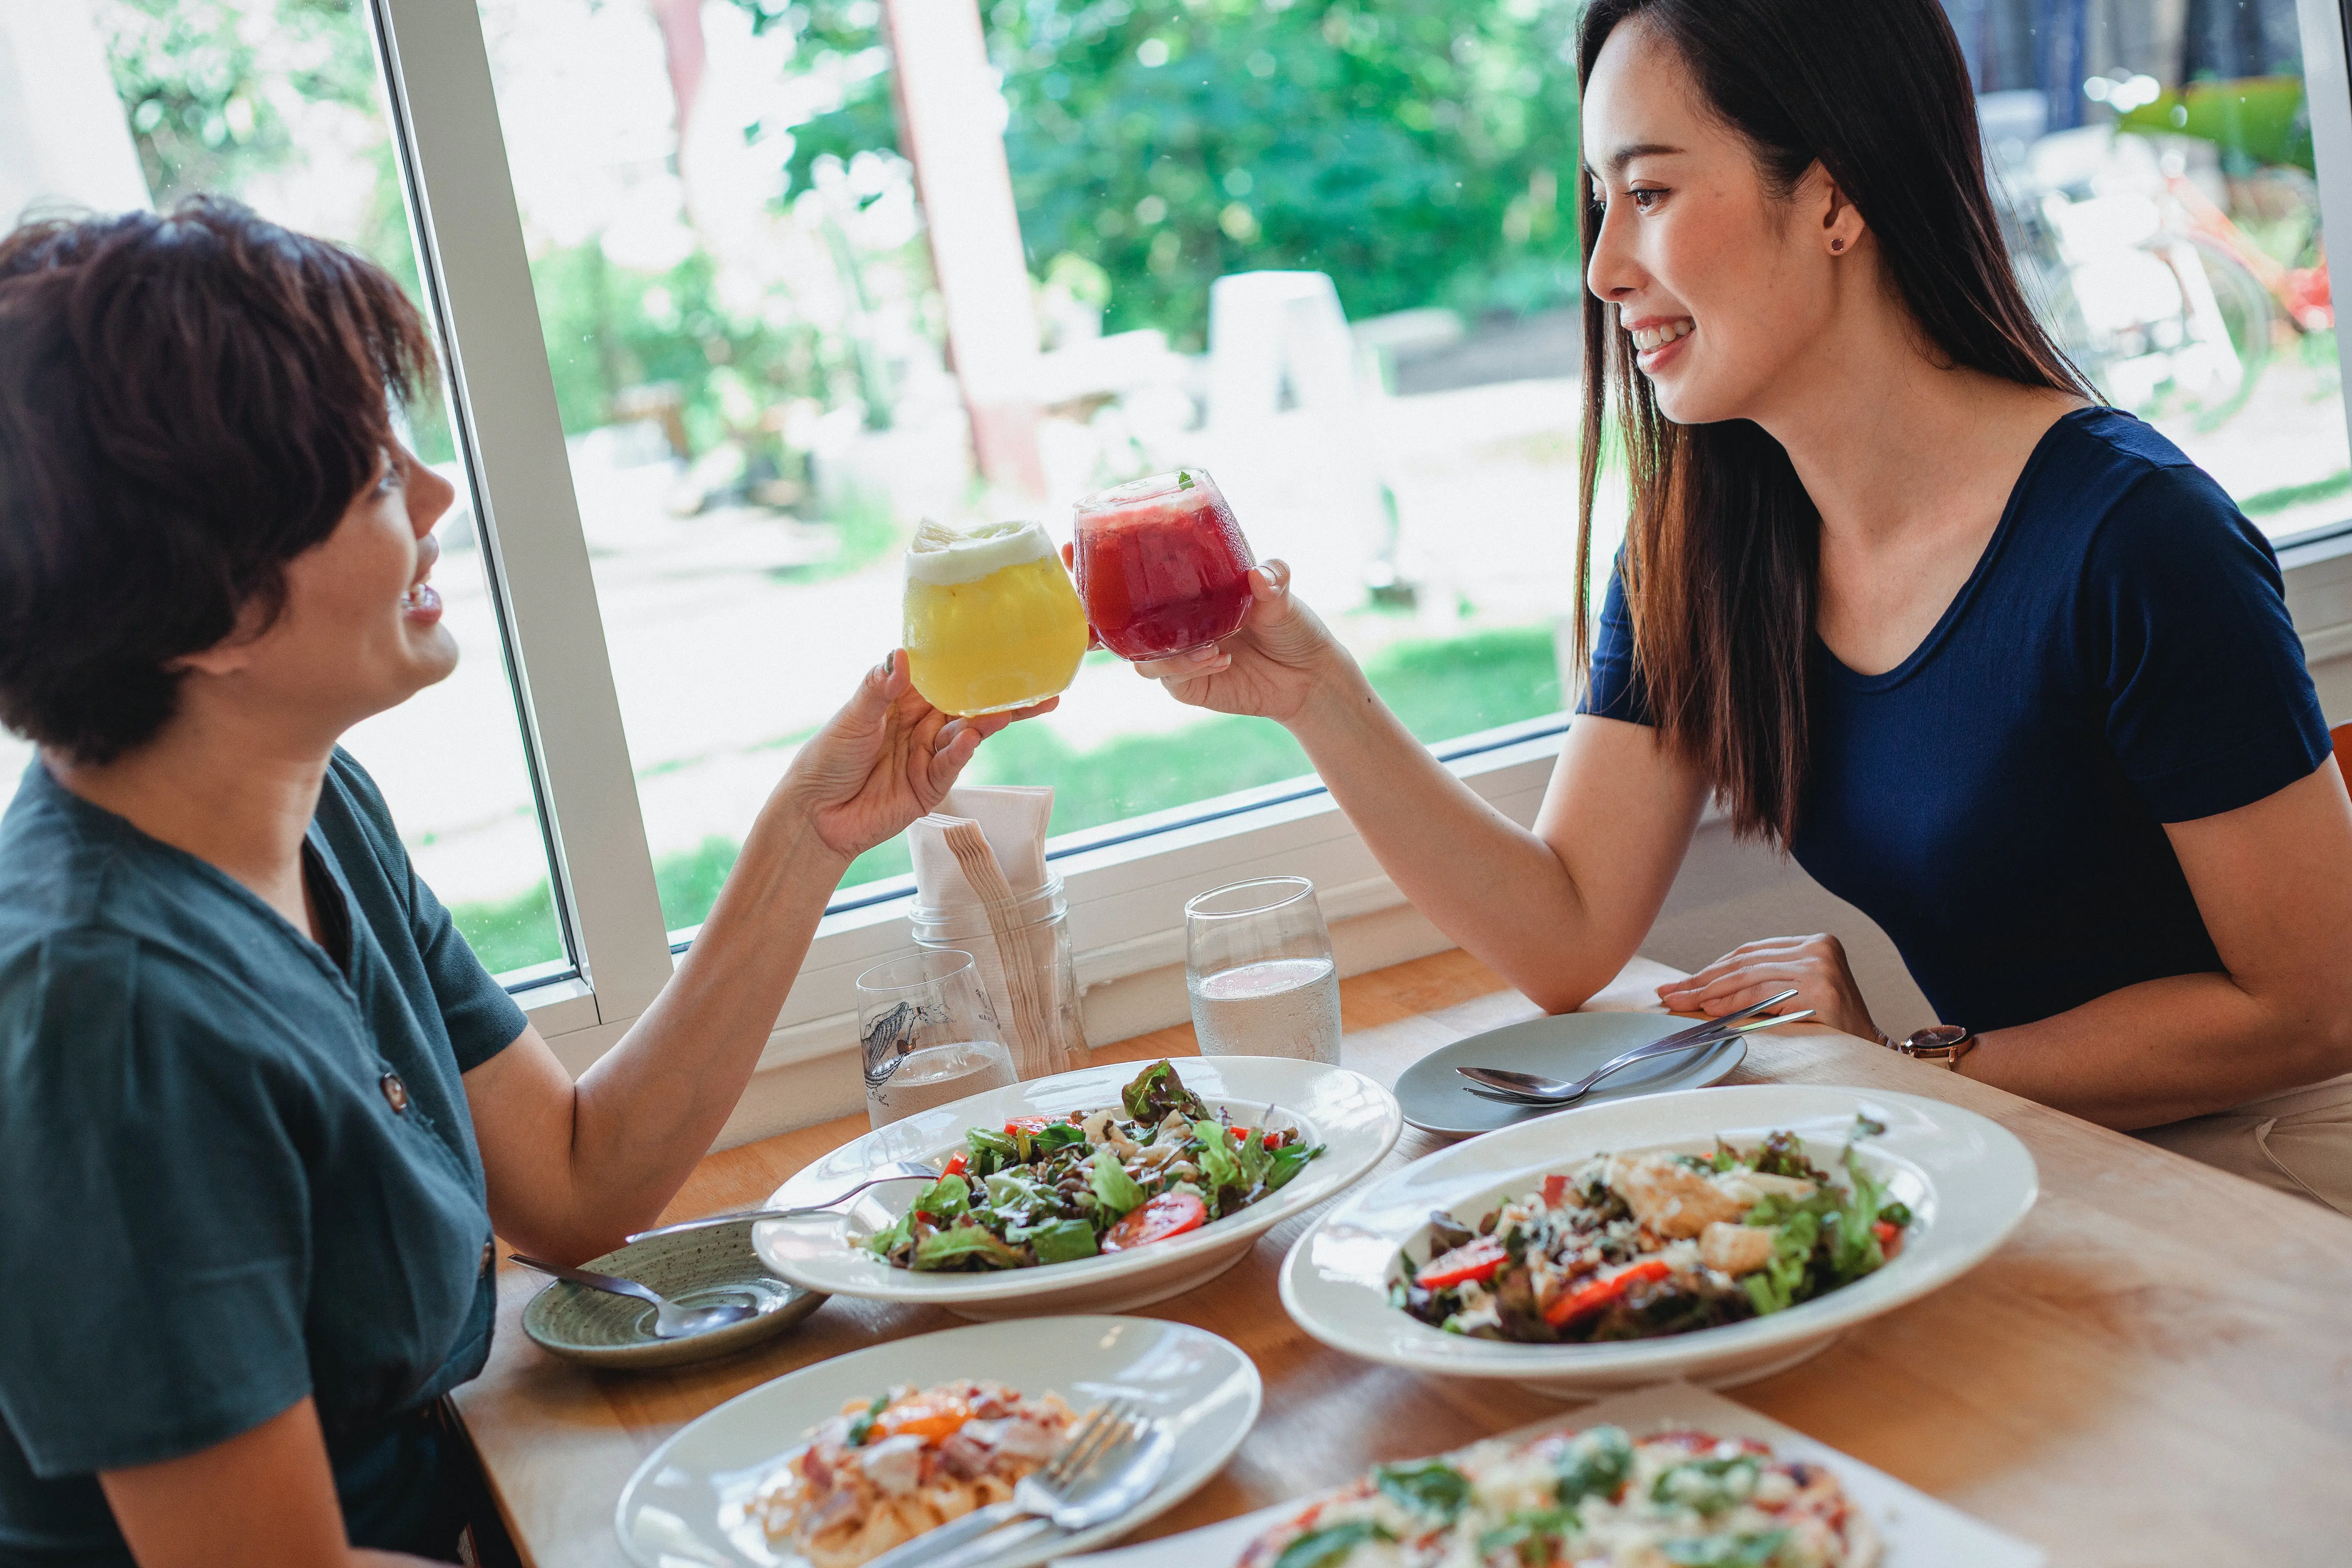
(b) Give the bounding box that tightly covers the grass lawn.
[451,622,1563,975]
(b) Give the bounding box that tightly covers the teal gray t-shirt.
[0,752,528,1564]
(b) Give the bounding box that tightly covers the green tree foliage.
[742,0,1586,345]
[531,242,830,446]
[103,0,373,201]
[95,0,456,459]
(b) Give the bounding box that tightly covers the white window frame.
[368,0,2352,1079]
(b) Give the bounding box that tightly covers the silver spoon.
[1457,1008,1815,1106]
[623,1160,945,1245]
[508,1254,759,1339]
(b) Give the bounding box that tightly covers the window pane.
[0,0,566,979]
[479,0,1587,936]
[1967,0,2347,540]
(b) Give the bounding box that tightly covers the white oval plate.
[756,1056,1400,1319]
[614,1315,1261,1568]
[1279,1083,2036,1399]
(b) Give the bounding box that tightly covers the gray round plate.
[1395,1014,1746,1137]
[521,1219,825,1370]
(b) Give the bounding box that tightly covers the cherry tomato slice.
[1540,1173,1571,1207]
[1872,1220,1904,1259]
[1415,1235,1509,1290]
[1100,1191,1208,1252]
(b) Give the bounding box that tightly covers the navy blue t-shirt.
[0,751,528,1564]
[1583,407,2330,1031]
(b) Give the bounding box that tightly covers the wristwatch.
[1889,1024,1976,1070]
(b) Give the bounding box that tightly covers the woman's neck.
[1749,294,2083,551]
[47,707,333,936]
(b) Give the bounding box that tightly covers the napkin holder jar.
[908,872,1088,1079]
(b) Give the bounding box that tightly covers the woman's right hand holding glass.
[1130,559,1353,725]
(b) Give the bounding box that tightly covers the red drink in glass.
[1072,469,1256,661]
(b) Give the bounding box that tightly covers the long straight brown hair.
[1573,0,2094,843]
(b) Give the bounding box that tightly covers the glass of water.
[856,950,1018,1129]
[1184,876,1343,1063]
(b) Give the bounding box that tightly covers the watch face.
[1906,1024,1968,1053]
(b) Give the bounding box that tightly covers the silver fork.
[622,1160,945,1245]
[862,1396,1171,1568]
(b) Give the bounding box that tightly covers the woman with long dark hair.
[1140,0,2352,1209]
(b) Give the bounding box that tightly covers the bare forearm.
[1287,669,1638,1011]
[1965,970,2352,1130]
[562,794,850,1243]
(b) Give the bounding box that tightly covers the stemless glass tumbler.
[901,518,1089,717]
[1183,875,1342,1063]
[855,950,1017,1129]
[1072,468,1257,662]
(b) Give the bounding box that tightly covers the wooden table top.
[451,948,2352,1567]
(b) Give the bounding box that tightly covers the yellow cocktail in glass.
[903,518,1088,715]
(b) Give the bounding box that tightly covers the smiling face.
[1581,18,1859,427]
[180,439,462,738]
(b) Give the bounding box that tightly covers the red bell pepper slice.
[1544,1258,1672,1327]
[1872,1220,1903,1259]
[942,1152,969,1179]
[1415,1235,1509,1290]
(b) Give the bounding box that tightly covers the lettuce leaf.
[1011,1216,1100,1264]
[1122,1060,1210,1124]
[1191,1119,1246,1197]
[911,1222,1025,1271]
[910,1173,971,1222]
[1089,1146,1146,1216]
[1267,1140,1322,1191]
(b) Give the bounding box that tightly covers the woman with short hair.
[0,197,1046,1565]
[1136,0,2352,1210]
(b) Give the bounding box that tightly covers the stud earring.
[1831,238,1846,253]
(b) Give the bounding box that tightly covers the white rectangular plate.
[1053,1380,2043,1568]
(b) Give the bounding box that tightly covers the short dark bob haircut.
[0,196,438,764]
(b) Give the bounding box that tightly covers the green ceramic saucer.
[519,1218,825,1369]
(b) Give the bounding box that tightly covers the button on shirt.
[1581,407,2331,1031]
[0,751,528,1564]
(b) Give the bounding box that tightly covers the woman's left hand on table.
[1654,932,1882,1042]
[781,652,1055,861]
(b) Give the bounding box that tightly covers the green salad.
[1393,1119,1912,1344]
[863,1060,1325,1272]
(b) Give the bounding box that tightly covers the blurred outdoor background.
[0,0,2339,977]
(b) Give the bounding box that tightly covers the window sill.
[728,721,1566,1074]
[2284,528,2352,663]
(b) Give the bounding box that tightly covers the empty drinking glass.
[856,950,1017,1128]
[1184,876,1342,1063]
